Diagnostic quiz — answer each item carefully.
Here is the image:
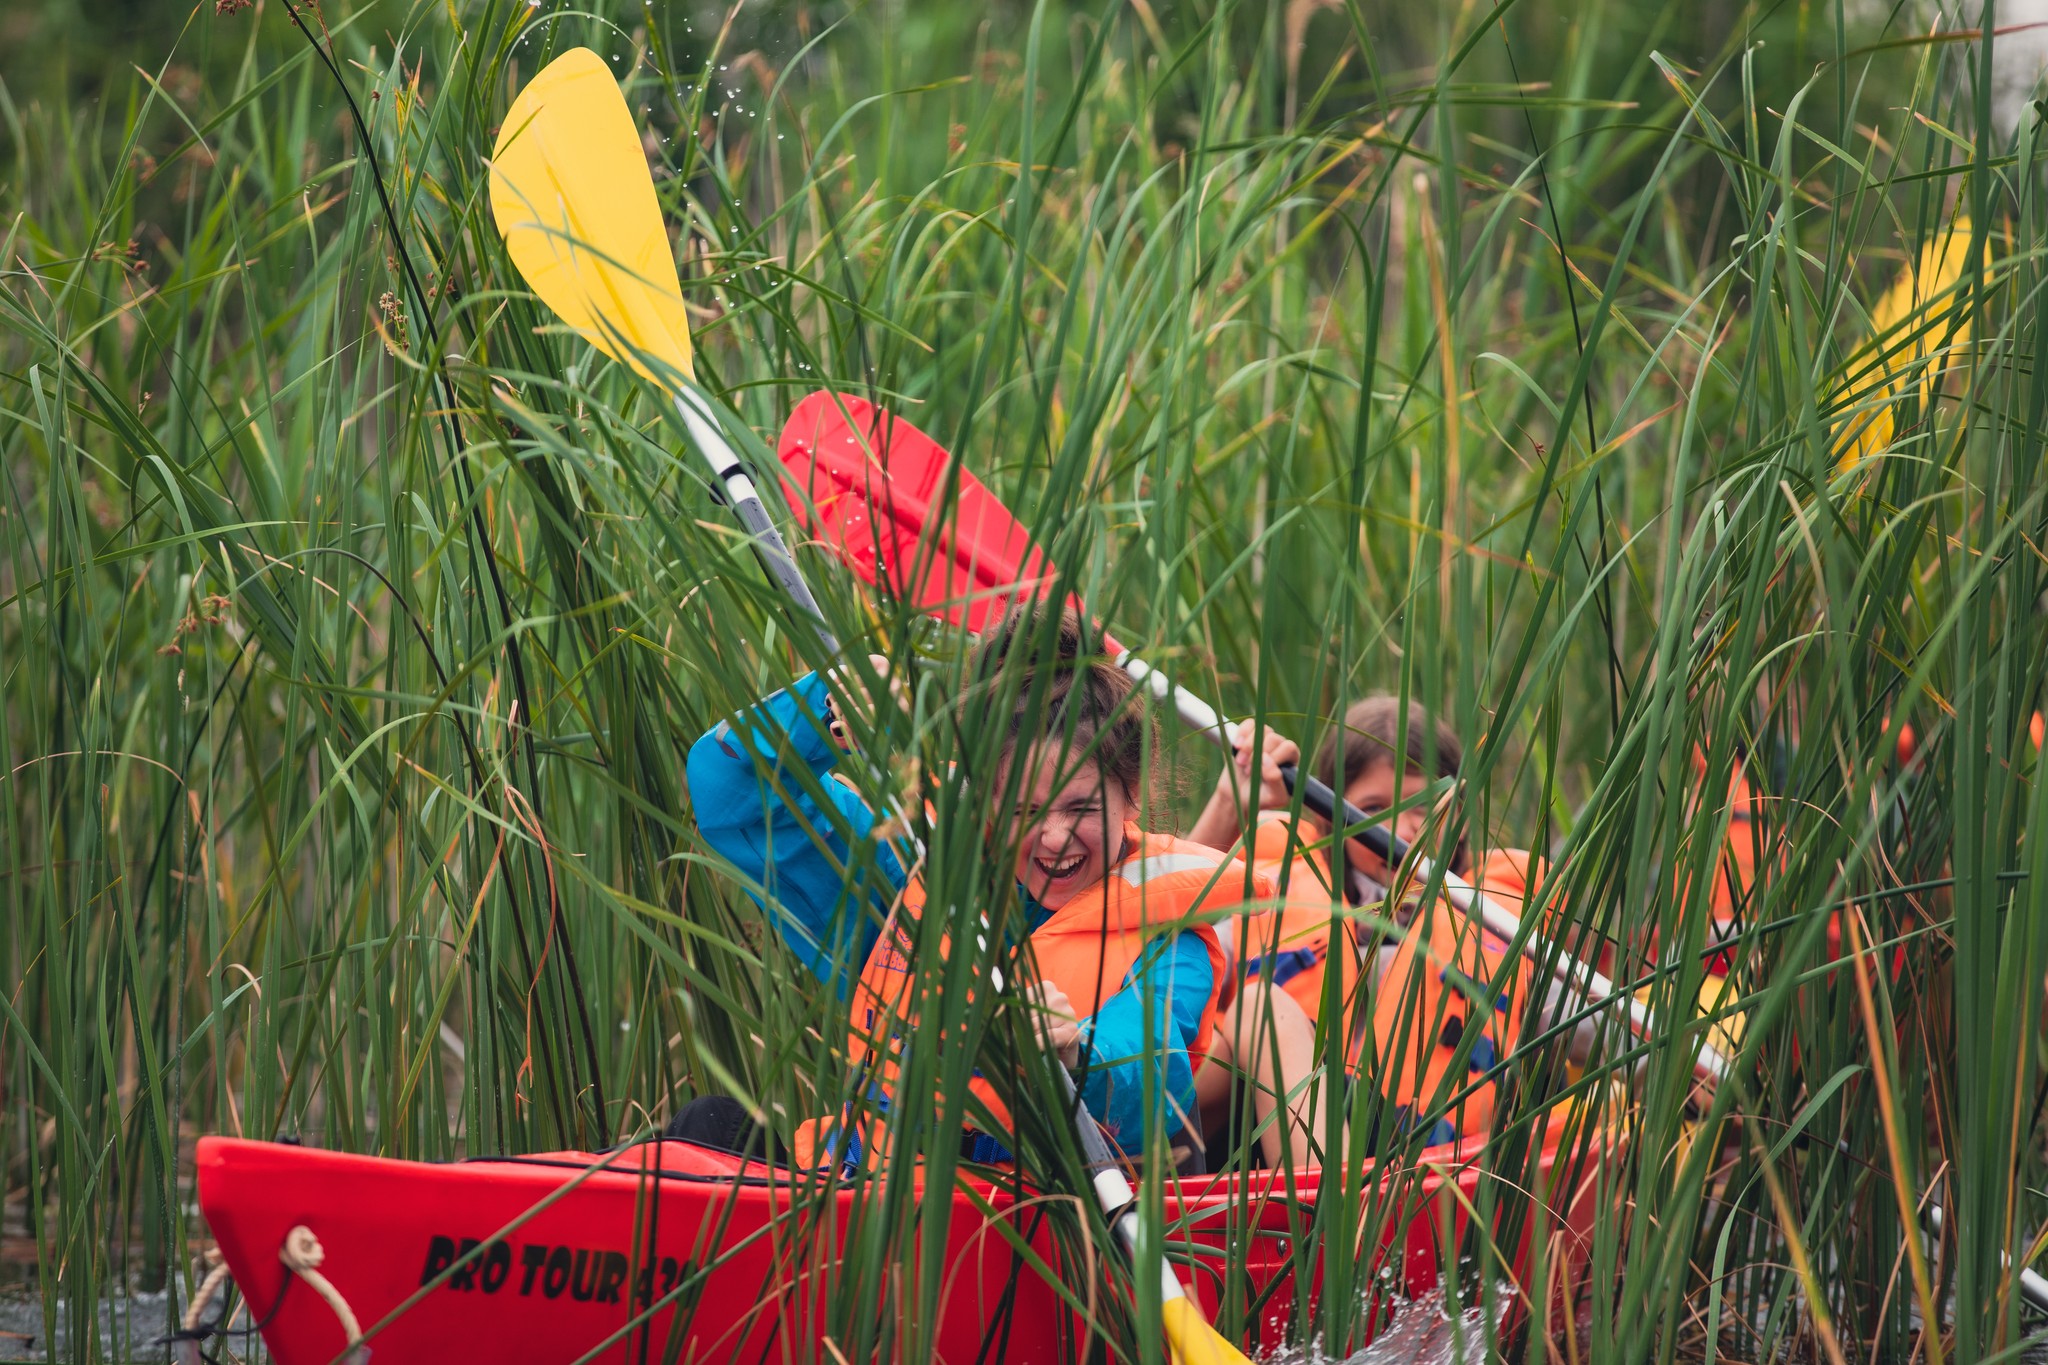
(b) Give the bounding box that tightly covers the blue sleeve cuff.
[703,672,839,776]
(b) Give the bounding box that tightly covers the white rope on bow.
[280,1224,368,1361]
[182,1248,233,1333]
[170,1247,233,1365]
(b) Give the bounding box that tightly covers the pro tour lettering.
[519,1244,547,1296]
[542,1246,571,1298]
[421,1235,687,1305]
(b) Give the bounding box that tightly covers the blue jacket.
[687,672,1217,1147]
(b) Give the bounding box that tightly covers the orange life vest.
[1235,814,1539,1141]
[1362,850,1538,1142]
[794,827,1247,1170]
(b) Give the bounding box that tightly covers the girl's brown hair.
[967,602,1151,801]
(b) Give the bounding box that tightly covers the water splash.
[1263,1289,1496,1365]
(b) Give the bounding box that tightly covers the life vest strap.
[960,1130,1015,1165]
[1243,946,1323,987]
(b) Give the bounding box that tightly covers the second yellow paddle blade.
[489,47,695,383]
[1160,1296,1253,1365]
[1831,218,1978,472]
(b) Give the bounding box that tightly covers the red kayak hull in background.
[197,1108,1611,1363]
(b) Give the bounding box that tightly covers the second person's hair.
[1314,693,1467,872]
[1313,694,1462,792]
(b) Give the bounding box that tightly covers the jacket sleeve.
[686,672,904,996]
[1073,932,1216,1150]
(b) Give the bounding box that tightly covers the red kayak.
[197,1105,1613,1363]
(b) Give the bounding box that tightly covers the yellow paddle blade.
[489,47,695,383]
[1831,219,1979,472]
[1160,1296,1253,1365]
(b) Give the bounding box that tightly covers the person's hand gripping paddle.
[776,390,1734,1092]
[488,49,1252,1365]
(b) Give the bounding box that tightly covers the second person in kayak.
[1189,696,1539,1144]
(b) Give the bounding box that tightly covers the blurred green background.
[4,0,2046,1361]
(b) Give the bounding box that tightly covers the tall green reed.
[2,0,2044,1359]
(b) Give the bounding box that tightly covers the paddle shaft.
[1924,1200,2048,1315]
[1050,1051,1202,1319]
[1332,782,1732,1086]
[672,387,839,656]
[964,955,1218,1349]
[1115,654,1731,1087]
